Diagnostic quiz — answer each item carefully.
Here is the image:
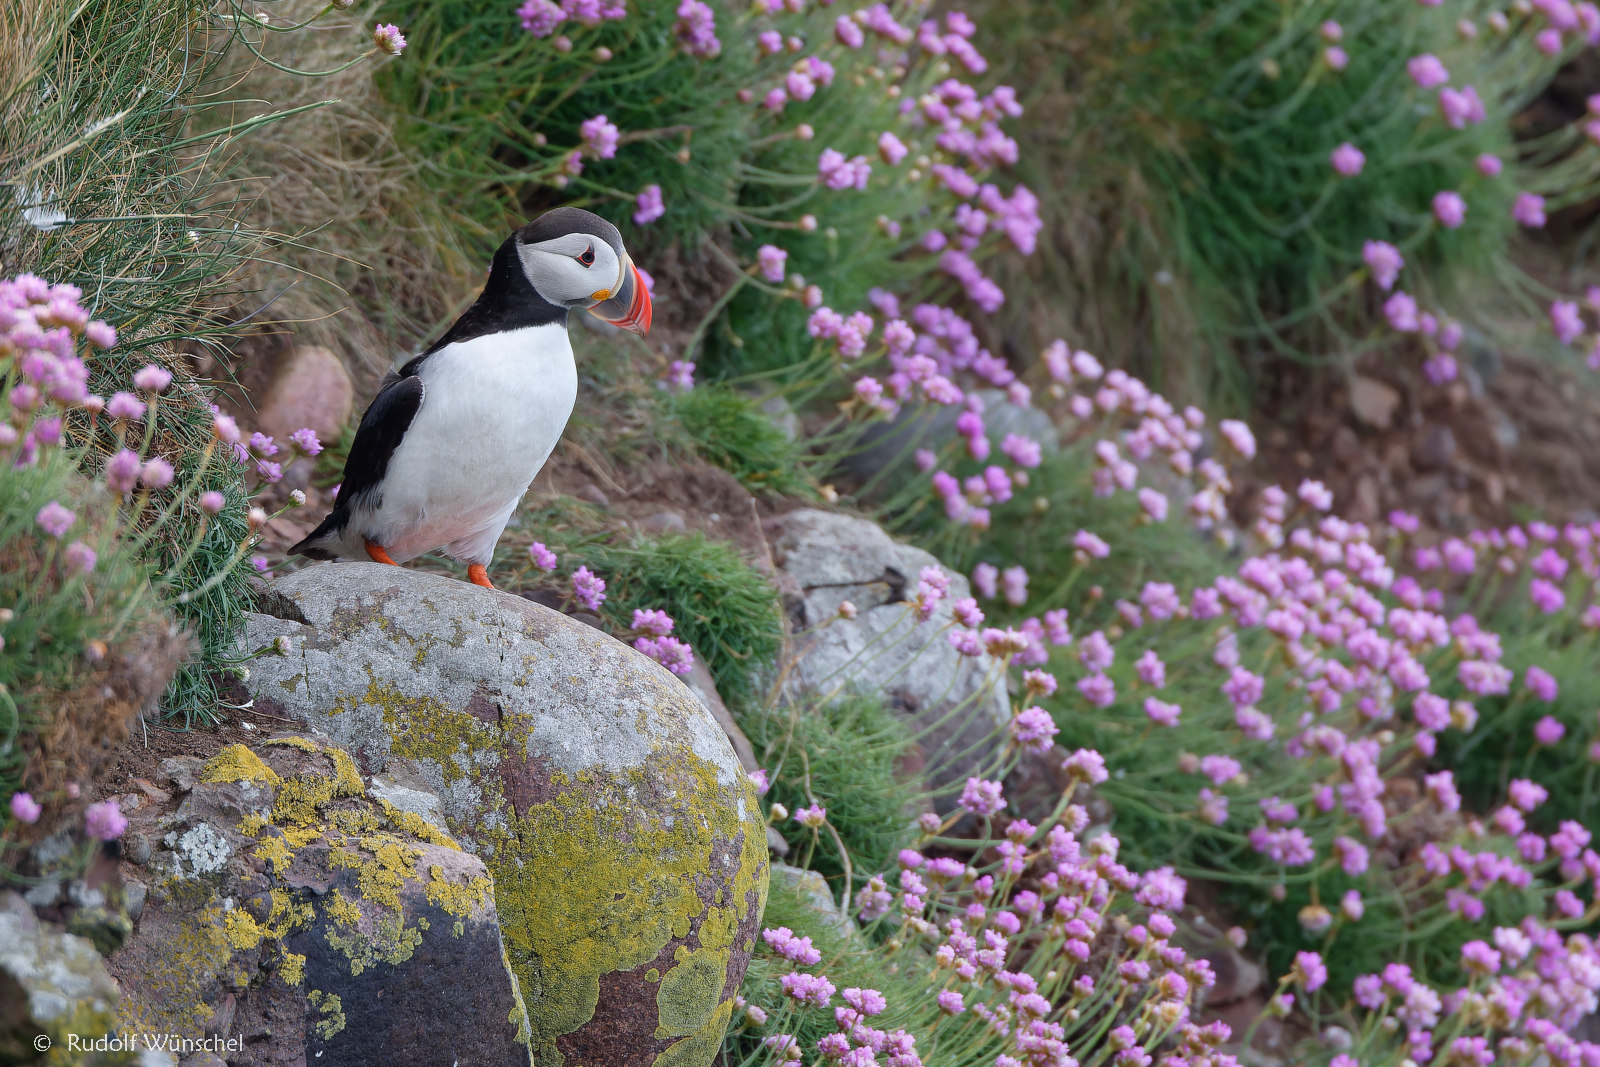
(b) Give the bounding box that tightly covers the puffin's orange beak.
[590,255,652,336]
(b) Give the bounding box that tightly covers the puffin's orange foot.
[467,564,495,589]
[364,541,399,566]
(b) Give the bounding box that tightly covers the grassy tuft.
[671,385,814,498]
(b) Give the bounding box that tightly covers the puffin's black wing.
[289,373,424,558]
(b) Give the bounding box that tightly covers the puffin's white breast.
[371,323,576,558]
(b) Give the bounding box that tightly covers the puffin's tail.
[290,511,347,561]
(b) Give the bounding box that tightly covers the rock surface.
[0,891,124,1062]
[241,563,769,1067]
[841,389,1058,487]
[766,509,1010,804]
[107,734,529,1067]
[252,345,353,450]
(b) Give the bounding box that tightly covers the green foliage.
[983,0,1568,403]
[732,872,933,1055]
[369,0,995,384]
[1441,575,1600,832]
[583,531,784,704]
[2,0,350,722]
[502,509,782,706]
[672,385,813,497]
[893,439,1230,626]
[745,693,920,885]
[0,451,162,798]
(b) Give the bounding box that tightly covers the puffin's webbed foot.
[365,541,399,566]
[467,564,495,589]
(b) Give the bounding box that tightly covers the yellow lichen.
[279,951,307,987]
[308,989,347,1039]
[379,799,460,849]
[329,837,420,911]
[324,890,362,928]
[223,908,263,951]
[424,864,494,920]
[653,999,735,1067]
[254,833,293,875]
[325,912,424,976]
[370,681,769,1065]
[201,744,282,787]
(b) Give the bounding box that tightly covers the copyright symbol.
[33,1034,50,1051]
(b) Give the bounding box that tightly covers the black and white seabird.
[290,206,652,588]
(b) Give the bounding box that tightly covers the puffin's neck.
[423,239,568,355]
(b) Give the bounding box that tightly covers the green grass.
[746,692,921,888]
[0,450,164,802]
[671,385,814,498]
[500,504,783,707]
[2,0,353,722]
[980,0,1568,406]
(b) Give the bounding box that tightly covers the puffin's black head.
[505,207,651,335]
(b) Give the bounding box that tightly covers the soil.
[1243,348,1600,536]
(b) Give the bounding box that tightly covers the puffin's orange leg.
[364,541,398,566]
[467,564,495,589]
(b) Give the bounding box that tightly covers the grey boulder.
[241,563,769,1067]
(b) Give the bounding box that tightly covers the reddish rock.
[252,345,353,448]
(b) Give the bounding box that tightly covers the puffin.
[290,207,652,588]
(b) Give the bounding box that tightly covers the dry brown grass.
[209,1,490,397]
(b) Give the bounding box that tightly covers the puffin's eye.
[577,247,595,267]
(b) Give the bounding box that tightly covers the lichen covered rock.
[107,734,529,1066]
[241,563,769,1067]
[766,509,1010,797]
[0,890,125,1063]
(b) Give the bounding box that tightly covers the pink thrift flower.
[958,777,1005,816]
[572,565,607,610]
[9,792,41,824]
[140,457,174,490]
[674,0,720,57]
[1329,143,1365,176]
[1363,240,1404,290]
[1526,667,1559,703]
[1407,54,1449,88]
[755,244,788,283]
[372,22,407,55]
[1477,153,1504,177]
[1513,192,1547,228]
[1384,291,1420,332]
[1324,46,1348,70]
[578,114,620,160]
[133,365,172,392]
[518,0,563,35]
[64,541,96,575]
[1533,714,1565,744]
[1001,565,1029,606]
[633,184,665,225]
[1439,85,1486,128]
[878,132,908,165]
[35,500,75,538]
[1551,300,1584,345]
[1432,190,1467,229]
[84,799,127,841]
